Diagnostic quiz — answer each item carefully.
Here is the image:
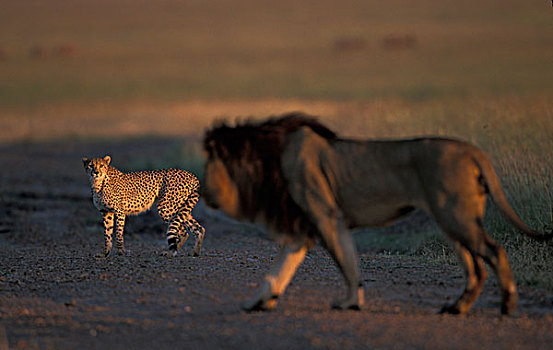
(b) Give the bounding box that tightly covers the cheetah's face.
[82,155,111,182]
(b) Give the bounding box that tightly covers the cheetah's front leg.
[115,213,128,255]
[102,211,114,257]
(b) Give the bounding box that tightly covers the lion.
[202,113,552,315]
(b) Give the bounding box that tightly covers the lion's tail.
[473,150,553,242]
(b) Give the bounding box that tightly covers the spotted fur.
[82,155,205,257]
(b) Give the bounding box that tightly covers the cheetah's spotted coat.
[82,155,205,257]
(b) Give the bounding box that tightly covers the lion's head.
[203,112,336,245]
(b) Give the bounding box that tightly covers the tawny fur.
[203,113,552,315]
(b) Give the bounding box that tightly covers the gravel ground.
[1,138,552,350]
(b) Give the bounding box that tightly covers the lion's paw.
[331,287,364,310]
[439,304,463,315]
[331,299,361,311]
[241,296,278,312]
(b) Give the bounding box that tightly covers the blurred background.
[2,0,553,140]
[1,0,552,108]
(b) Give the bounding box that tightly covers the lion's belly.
[341,199,417,228]
[335,174,422,229]
[329,143,425,229]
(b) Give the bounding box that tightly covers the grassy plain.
[1,0,553,106]
[0,0,552,287]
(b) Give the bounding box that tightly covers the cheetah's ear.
[103,155,111,165]
[82,157,90,168]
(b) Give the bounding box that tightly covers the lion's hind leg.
[434,211,517,315]
[481,234,518,315]
[440,242,487,315]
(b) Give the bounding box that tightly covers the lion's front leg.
[323,227,364,311]
[242,242,307,312]
[281,137,364,310]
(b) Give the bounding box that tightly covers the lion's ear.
[82,157,90,168]
[207,139,216,150]
[205,139,217,157]
[217,144,230,160]
[103,155,111,165]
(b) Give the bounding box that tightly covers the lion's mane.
[204,112,337,245]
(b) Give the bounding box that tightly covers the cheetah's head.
[82,155,111,183]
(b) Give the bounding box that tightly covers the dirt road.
[1,137,552,350]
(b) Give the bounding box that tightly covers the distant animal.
[29,45,47,59]
[202,113,552,315]
[332,36,367,53]
[381,34,417,50]
[82,156,205,257]
[52,44,76,58]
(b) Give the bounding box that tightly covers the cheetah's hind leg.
[183,216,205,256]
[162,213,189,257]
[178,190,204,256]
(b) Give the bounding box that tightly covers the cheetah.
[82,155,205,257]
